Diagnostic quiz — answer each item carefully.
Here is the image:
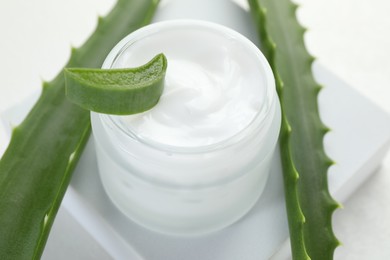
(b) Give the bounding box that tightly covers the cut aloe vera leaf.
[65,53,167,115]
[0,0,159,259]
[248,0,341,259]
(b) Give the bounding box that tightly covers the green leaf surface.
[248,0,341,259]
[65,53,167,115]
[0,0,159,259]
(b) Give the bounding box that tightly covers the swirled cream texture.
[112,26,267,147]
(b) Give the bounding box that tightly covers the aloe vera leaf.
[248,0,341,259]
[248,1,309,259]
[65,53,167,115]
[0,0,159,259]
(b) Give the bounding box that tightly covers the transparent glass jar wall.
[91,20,281,235]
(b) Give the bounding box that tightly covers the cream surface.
[113,24,267,147]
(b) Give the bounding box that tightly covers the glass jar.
[91,20,281,236]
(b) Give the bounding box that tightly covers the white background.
[0,0,389,259]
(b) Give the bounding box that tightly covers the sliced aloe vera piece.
[65,53,167,115]
[0,0,159,259]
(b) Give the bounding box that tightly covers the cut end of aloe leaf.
[64,53,167,115]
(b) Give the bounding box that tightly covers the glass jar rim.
[99,20,276,154]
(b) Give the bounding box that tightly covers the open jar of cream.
[91,20,281,235]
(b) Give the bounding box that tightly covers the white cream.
[91,21,281,236]
[118,33,265,147]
